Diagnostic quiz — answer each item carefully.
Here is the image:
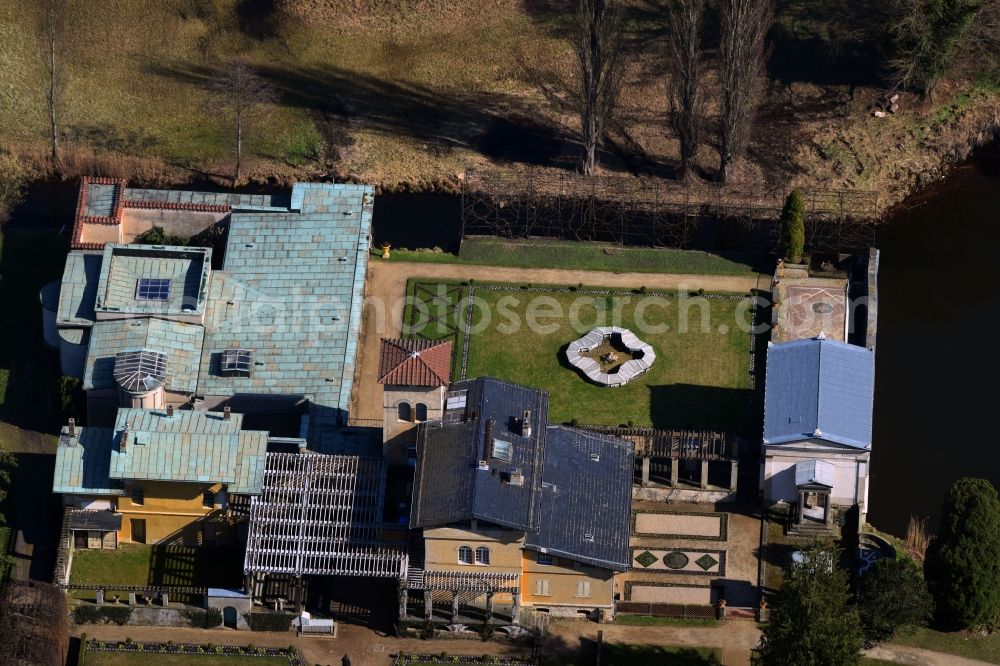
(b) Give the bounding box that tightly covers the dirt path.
[350,260,769,420]
[545,618,760,666]
[866,643,997,666]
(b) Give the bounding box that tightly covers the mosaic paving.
[631,548,726,576]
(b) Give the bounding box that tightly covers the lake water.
[869,142,1000,535]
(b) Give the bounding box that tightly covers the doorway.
[223,606,238,628]
[130,519,146,544]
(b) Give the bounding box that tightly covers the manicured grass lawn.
[389,238,768,276]
[614,615,721,628]
[85,653,288,666]
[405,280,754,430]
[893,627,1000,664]
[70,544,244,601]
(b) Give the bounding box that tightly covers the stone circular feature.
[664,551,689,569]
[564,326,656,387]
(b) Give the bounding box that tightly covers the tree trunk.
[719,154,733,184]
[235,111,243,186]
[584,116,597,175]
[46,6,59,171]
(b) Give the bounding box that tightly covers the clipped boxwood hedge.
[183,608,223,628]
[245,611,293,632]
[73,605,132,625]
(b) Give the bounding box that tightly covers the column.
[160,592,168,607]
[729,461,739,492]
[95,589,104,606]
[796,492,805,523]
[641,458,650,486]
[128,592,137,606]
[424,591,433,620]
[451,591,460,621]
[485,592,494,624]
[293,577,302,613]
[670,459,679,486]
[244,574,253,598]
[398,586,408,620]
[700,460,709,489]
[511,589,521,625]
[824,493,832,525]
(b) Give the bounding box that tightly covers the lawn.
[405,280,755,431]
[84,653,288,666]
[892,627,1000,665]
[388,238,768,277]
[614,615,721,628]
[70,544,244,601]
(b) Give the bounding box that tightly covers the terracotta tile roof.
[378,338,452,387]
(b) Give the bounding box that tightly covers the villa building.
[407,377,633,621]
[52,407,268,547]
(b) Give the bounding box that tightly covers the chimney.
[224,406,231,420]
[521,410,532,438]
[120,425,129,452]
[166,405,174,418]
[483,418,495,459]
[68,418,76,437]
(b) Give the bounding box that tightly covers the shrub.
[184,608,223,628]
[244,611,293,632]
[77,633,88,666]
[859,556,933,643]
[778,190,805,263]
[419,620,435,639]
[925,477,1000,630]
[134,225,189,246]
[0,152,32,225]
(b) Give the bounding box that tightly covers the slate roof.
[124,188,291,211]
[54,408,269,495]
[53,426,122,496]
[411,377,548,531]
[525,426,633,571]
[378,338,452,387]
[94,245,210,316]
[763,337,875,448]
[197,183,373,421]
[57,251,103,327]
[84,318,204,393]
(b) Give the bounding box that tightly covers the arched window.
[397,402,412,422]
[458,545,473,565]
[475,546,491,565]
[415,403,428,422]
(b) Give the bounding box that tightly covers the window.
[131,486,144,505]
[458,545,473,565]
[415,403,428,422]
[136,278,172,301]
[534,579,551,596]
[475,546,490,565]
[492,439,513,462]
[537,552,553,566]
[221,349,253,377]
[130,518,146,544]
[575,581,591,598]
[397,402,412,422]
[203,491,215,508]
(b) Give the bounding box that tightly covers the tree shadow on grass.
[149,61,576,170]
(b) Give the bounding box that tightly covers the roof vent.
[584,532,595,542]
[589,452,601,462]
[509,468,524,486]
[166,405,174,418]
[813,428,823,437]
[521,410,532,438]
[68,418,76,438]
[816,331,826,340]
[478,460,489,471]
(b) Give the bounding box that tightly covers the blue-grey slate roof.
[525,426,634,571]
[84,318,205,393]
[125,188,290,211]
[411,377,548,532]
[763,338,875,448]
[54,408,269,495]
[57,251,103,326]
[53,426,122,496]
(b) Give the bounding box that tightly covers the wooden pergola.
[243,453,407,608]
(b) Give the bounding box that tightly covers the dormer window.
[136,278,172,301]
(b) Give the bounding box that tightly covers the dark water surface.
[870,143,1000,535]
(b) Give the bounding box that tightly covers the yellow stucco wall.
[118,481,227,545]
[423,525,615,608]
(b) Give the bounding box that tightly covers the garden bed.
[82,639,299,665]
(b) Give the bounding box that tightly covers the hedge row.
[245,612,293,632]
[73,605,132,625]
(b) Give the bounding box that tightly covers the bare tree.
[572,0,626,176]
[40,0,64,171]
[211,59,276,185]
[666,0,707,181]
[718,0,772,183]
